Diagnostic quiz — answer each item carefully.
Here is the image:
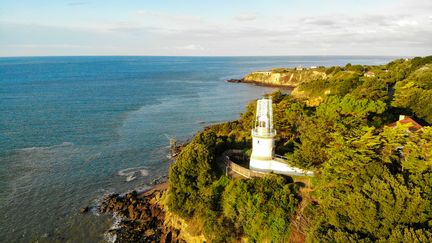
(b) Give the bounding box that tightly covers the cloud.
[233,13,258,21]
[302,17,336,26]
[396,19,418,27]
[8,44,89,49]
[135,10,204,24]
[176,44,204,51]
[1,0,432,56]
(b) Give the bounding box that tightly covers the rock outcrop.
[99,188,183,243]
[228,68,329,106]
[241,69,326,87]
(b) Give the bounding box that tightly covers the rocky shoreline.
[79,143,188,243]
[96,182,184,243]
[226,78,295,89]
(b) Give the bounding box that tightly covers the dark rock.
[79,206,89,214]
[97,188,178,242]
[226,78,244,83]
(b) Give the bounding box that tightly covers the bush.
[222,175,299,242]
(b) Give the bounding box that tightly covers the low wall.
[224,150,314,178]
[223,150,266,178]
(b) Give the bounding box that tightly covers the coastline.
[2,56,411,242]
[93,141,188,242]
[97,178,207,242]
[143,181,169,195]
[227,78,296,89]
[94,79,293,242]
[97,181,174,242]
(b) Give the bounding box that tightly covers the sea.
[0,56,395,242]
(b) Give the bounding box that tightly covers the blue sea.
[0,56,395,242]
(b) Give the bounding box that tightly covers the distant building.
[364,71,375,77]
[388,115,423,132]
[310,66,317,69]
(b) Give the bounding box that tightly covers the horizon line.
[0,54,410,58]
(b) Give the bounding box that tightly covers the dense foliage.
[166,56,432,242]
[167,128,299,242]
[167,130,218,218]
[310,125,432,242]
[393,64,432,123]
[222,176,299,241]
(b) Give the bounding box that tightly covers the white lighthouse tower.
[250,97,276,171]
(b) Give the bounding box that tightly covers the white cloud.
[233,13,258,21]
[396,19,418,27]
[1,1,431,56]
[135,10,204,24]
[176,44,204,51]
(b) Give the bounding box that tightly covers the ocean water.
[0,56,395,242]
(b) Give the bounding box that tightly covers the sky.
[0,0,431,56]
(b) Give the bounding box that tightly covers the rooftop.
[387,115,423,132]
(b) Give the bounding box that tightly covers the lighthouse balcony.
[252,128,276,137]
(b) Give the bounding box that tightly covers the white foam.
[126,175,136,182]
[103,212,124,243]
[19,142,74,152]
[110,212,123,230]
[118,166,149,182]
[104,231,117,243]
[140,169,149,177]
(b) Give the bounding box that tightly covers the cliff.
[241,68,326,87]
[227,67,330,106]
[97,183,206,243]
[231,66,365,106]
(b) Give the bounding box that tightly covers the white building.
[250,97,276,170]
[250,97,313,176]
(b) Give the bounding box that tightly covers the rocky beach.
[96,182,181,243]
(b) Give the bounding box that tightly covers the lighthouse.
[250,97,276,171]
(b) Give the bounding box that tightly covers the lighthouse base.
[250,157,313,176]
[250,157,273,171]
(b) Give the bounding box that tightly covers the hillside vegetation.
[166,56,432,242]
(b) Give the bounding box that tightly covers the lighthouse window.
[257,140,259,144]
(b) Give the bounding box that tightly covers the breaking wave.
[118,166,149,182]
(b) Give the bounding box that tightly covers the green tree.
[222,175,299,242]
[392,63,432,123]
[167,130,217,218]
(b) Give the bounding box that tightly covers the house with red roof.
[387,115,423,132]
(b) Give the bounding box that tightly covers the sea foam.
[118,166,149,182]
